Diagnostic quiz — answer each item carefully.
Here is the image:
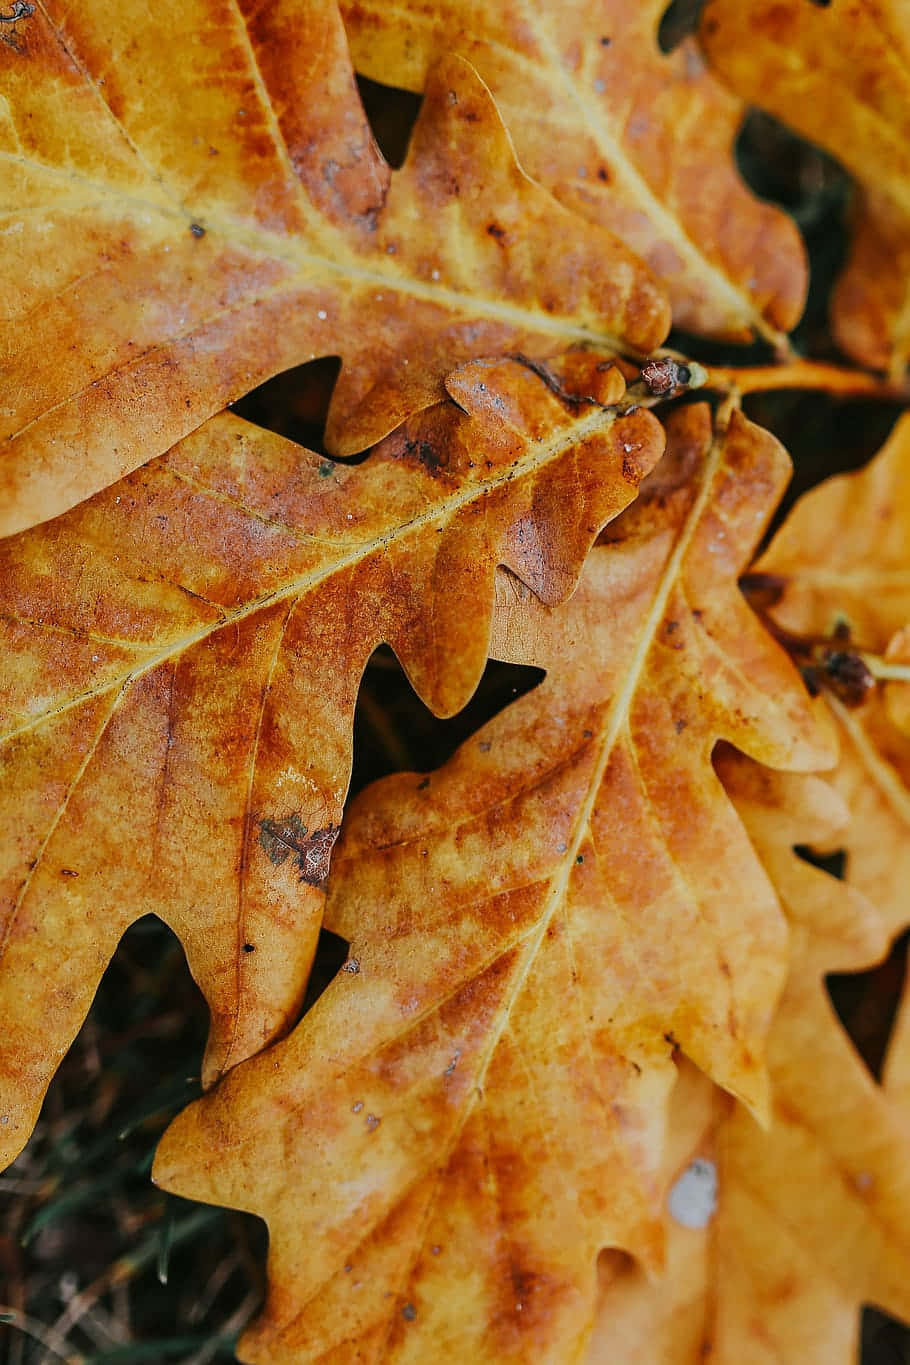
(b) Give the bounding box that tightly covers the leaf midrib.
[1,398,629,745]
[369,424,725,1359]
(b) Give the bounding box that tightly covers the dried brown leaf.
[340,0,807,342]
[153,406,831,1365]
[0,0,668,535]
[590,753,910,1365]
[0,353,662,1170]
[755,413,910,933]
[702,0,910,376]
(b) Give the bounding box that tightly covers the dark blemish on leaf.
[664,1031,679,1048]
[189,223,205,238]
[478,740,491,752]
[403,437,447,475]
[366,1113,381,1132]
[487,222,506,241]
[600,34,611,45]
[402,1303,417,1322]
[417,777,430,791]
[258,814,339,885]
[583,729,593,739]
[0,1,34,17]
[342,957,361,974]
[344,1263,352,1273]
[0,0,32,50]
[60,868,78,878]
[318,460,334,477]
[242,943,256,954]
[597,165,610,183]
[418,440,442,471]
[675,718,687,734]
[576,855,585,865]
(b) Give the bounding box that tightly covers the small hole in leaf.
[806,0,831,7]
[794,844,846,880]
[356,74,422,169]
[596,1247,637,1287]
[349,648,545,800]
[826,928,909,1082]
[232,356,341,453]
[657,0,705,52]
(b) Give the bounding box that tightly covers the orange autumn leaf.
[702,0,910,377]
[0,353,662,1172]
[753,412,910,934]
[590,753,910,1365]
[0,0,669,537]
[152,406,831,1365]
[340,0,807,343]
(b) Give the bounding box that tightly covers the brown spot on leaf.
[402,437,448,475]
[257,814,339,885]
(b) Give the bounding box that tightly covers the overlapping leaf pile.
[4,1,910,1362]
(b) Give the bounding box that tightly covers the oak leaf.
[590,753,910,1365]
[340,0,807,343]
[753,412,910,934]
[152,405,831,1365]
[0,0,669,536]
[702,0,910,376]
[0,353,663,1171]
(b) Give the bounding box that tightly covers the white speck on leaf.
[668,1157,717,1228]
